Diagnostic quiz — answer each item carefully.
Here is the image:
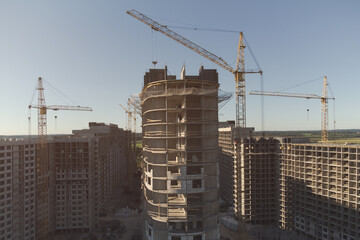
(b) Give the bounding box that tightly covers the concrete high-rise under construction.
[279,139,360,240]
[219,133,360,240]
[0,123,130,239]
[141,66,219,240]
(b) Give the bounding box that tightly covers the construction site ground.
[220,223,257,240]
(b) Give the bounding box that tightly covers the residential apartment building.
[0,122,130,239]
[141,66,220,240]
[53,122,128,233]
[279,139,360,240]
[230,136,360,240]
[218,123,253,205]
[0,139,36,240]
[233,137,279,226]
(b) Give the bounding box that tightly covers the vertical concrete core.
[141,66,219,240]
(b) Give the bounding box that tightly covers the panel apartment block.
[0,139,36,240]
[53,123,128,233]
[279,140,360,240]
[141,66,219,240]
[233,137,279,226]
[218,123,253,205]
[0,123,129,239]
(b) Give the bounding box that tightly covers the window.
[193,235,202,240]
[171,180,179,187]
[192,179,201,188]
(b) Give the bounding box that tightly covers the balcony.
[168,207,186,220]
[168,194,186,206]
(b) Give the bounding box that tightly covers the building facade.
[141,66,219,240]
[0,122,130,239]
[0,139,36,240]
[279,139,360,240]
[231,136,360,240]
[233,137,279,226]
[218,124,253,205]
[53,123,128,233]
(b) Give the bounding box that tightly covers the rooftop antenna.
[55,116,58,134]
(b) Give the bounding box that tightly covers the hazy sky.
[1,0,359,135]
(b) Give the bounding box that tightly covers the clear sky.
[1,0,359,135]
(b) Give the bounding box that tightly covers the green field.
[136,140,142,148]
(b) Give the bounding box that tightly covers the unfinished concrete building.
[53,123,128,233]
[279,139,360,240]
[0,123,130,239]
[0,139,36,240]
[233,137,279,226]
[141,66,219,240]
[218,123,253,205]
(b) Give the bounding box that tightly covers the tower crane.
[29,77,93,147]
[128,98,141,134]
[119,103,133,131]
[128,96,142,133]
[249,76,334,143]
[119,101,138,192]
[128,95,141,116]
[127,9,262,129]
[28,77,92,240]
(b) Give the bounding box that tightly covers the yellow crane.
[119,102,137,192]
[29,77,93,146]
[249,76,335,143]
[119,103,133,131]
[127,9,262,129]
[28,77,92,240]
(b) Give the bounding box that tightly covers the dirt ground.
[220,222,258,240]
[117,216,142,239]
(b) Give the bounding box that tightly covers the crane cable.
[146,13,241,33]
[167,25,240,33]
[28,87,37,137]
[277,76,323,93]
[43,80,78,106]
[327,81,336,142]
[149,20,266,131]
[243,35,262,73]
[161,20,337,139]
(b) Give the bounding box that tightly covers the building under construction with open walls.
[141,66,219,240]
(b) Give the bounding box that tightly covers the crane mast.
[119,102,136,192]
[235,33,246,128]
[127,9,262,129]
[249,76,334,143]
[29,77,92,240]
[119,103,133,131]
[35,77,49,240]
[321,76,328,143]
